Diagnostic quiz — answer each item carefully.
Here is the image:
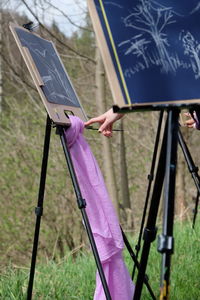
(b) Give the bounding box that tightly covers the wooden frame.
[10,23,87,125]
[88,0,125,108]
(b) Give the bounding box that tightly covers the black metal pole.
[27,115,52,300]
[132,110,164,280]
[158,108,179,300]
[178,129,200,228]
[192,191,199,229]
[58,125,112,300]
[133,115,169,300]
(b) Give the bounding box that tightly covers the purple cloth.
[64,115,134,300]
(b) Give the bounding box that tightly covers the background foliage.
[0,0,199,278]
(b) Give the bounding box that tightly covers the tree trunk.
[95,44,120,216]
[119,119,133,228]
[119,119,131,208]
[176,127,189,221]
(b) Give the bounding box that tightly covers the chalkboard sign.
[88,0,200,109]
[10,23,86,124]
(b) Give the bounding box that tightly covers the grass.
[130,220,200,300]
[0,220,199,299]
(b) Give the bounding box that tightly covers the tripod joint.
[77,197,86,209]
[190,166,199,174]
[157,234,174,254]
[143,227,157,243]
[147,174,154,181]
[35,206,43,217]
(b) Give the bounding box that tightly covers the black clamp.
[35,206,43,217]
[147,174,154,181]
[77,197,86,209]
[23,22,39,32]
[143,227,157,243]
[190,166,199,174]
[23,22,34,31]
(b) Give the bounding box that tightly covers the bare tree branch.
[44,0,92,33]
[20,0,95,63]
[1,52,36,91]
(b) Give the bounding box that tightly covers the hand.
[84,108,123,137]
[184,112,196,128]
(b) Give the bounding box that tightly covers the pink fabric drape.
[64,115,134,300]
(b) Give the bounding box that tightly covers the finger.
[101,124,112,135]
[184,112,191,118]
[185,121,197,129]
[102,130,112,138]
[105,129,112,137]
[185,119,195,126]
[84,116,104,127]
[99,120,114,133]
[184,112,196,122]
[98,120,110,133]
[106,125,113,137]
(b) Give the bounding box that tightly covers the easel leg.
[192,191,199,229]
[27,115,52,300]
[57,125,112,300]
[132,110,164,281]
[133,114,169,300]
[133,108,180,300]
[158,109,179,300]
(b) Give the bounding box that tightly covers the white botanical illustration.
[118,34,150,68]
[112,0,200,80]
[180,31,200,79]
[190,2,200,14]
[121,0,177,74]
[21,36,78,105]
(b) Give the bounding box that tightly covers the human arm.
[84,108,124,137]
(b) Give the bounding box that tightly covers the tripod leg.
[27,115,52,300]
[58,125,112,300]
[133,115,169,300]
[158,109,179,300]
[192,191,199,229]
[132,110,164,280]
[178,129,200,228]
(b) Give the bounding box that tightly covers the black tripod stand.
[26,115,112,300]
[133,107,200,300]
[133,108,180,300]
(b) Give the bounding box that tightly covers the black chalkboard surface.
[10,23,86,124]
[88,0,200,109]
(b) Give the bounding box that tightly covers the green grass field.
[0,221,199,300]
